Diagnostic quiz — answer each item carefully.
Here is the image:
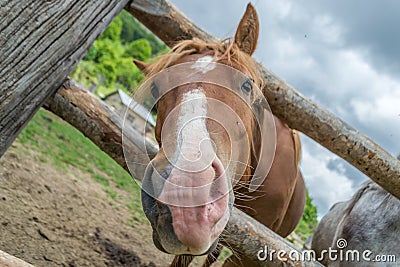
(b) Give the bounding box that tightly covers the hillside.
[0,109,214,266]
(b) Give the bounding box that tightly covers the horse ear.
[234,3,259,55]
[133,59,150,75]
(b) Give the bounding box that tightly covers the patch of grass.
[93,173,110,187]
[127,197,143,214]
[17,108,147,229]
[16,108,142,205]
[39,156,48,163]
[127,213,145,225]
[104,188,117,200]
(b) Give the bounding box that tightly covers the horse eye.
[241,79,253,94]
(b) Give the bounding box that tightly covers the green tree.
[70,61,98,88]
[115,58,144,90]
[85,38,122,63]
[294,189,318,240]
[302,190,318,226]
[73,10,166,95]
[95,59,117,87]
[119,10,167,55]
[124,39,152,61]
[81,39,124,88]
[99,16,122,41]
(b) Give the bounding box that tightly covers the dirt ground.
[0,144,214,267]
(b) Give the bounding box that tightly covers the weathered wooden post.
[0,0,129,156]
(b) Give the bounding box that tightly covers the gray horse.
[312,162,400,266]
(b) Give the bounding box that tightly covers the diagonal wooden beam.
[125,0,400,200]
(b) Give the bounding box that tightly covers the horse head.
[133,4,273,255]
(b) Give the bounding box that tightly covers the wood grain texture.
[125,0,400,200]
[223,208,323,267]
[0,0,129,156]
[0,250,35,267]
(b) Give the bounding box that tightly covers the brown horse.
[133,4,306,266]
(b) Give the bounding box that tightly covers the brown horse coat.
[134,4,306,266]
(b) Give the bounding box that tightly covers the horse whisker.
[232,203,258,214]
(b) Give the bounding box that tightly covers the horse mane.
[146,38,264,89]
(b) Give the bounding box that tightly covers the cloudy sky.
[169,0,400,217]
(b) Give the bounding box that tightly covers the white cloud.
[273,1,292,20]
[300,140,355,218]
[352,95,400,125]
[312,15,344,47]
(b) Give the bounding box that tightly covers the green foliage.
[115,57,144,90]
[70,61,98,89]
[86,38,122,63]
[99,16,123,41]
[72,10,167,95]
[95,58,117,87]
[303,190,318,225]
[119,10,167,55]
[294,190,318,239]
[124,39,152,61]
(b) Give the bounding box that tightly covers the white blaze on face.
[176,88,214,171]
[190,55,216,74]
[158,88,230,255]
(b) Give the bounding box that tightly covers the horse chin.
[153,231,219,256]
[142,187,234,256]
[159,234,220,256]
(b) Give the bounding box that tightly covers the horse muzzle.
[141,155,232,255]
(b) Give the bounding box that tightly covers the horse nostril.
[212,158,225,180]
[212,164,218,180]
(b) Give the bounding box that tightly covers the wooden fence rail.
[0,0,398,266]
[125,0,400,200]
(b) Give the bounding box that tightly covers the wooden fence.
[1,0,399,266]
